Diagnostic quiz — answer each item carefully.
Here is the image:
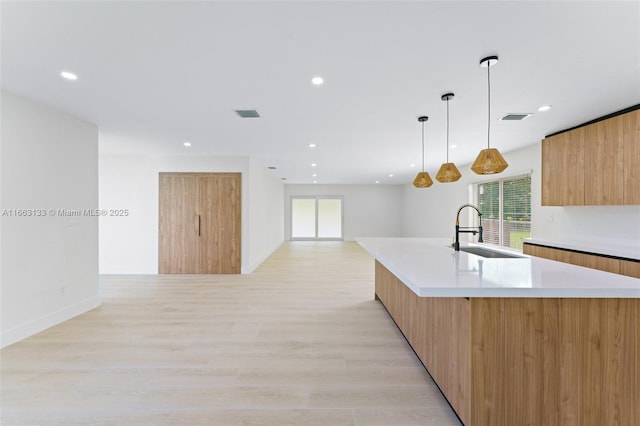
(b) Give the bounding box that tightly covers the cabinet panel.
[523,243,563,261]
[584,116,625,205]
[541,109,639,206]
[374,262,471,425]
[159,172,241,274]
[523,243,635,277]
[568,252,620,274]
[620,260,640,278]
[198,174,242,274]
[159,174,200,273]
[622,110,640,204]
[542,129,585,206]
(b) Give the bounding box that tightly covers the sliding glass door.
[291,196,343,240]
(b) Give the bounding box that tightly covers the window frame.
[470,173,532,250]
[290,195,344,241]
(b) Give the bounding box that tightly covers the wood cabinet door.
[159,173,200,273]
[541,129,585,206]
[584,116,625,205]
[159,172,241,274]
[622,110,640,204]
[197,174,241,274]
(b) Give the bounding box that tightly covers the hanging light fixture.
[471,55,509,175]
[435,93,462,183]
[413,116,433,188]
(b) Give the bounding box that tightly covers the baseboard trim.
[243,240,284,274]
[0,296,101,348]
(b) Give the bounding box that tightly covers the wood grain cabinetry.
[622,110,640,203]
[159,172,241,274]
[570,251,620,273]
[541,127,584,205]
[522,242,563,261]
[541,108,639,206]
[376,261,471,424]
[584,115,625,204]
[523,243,640,278]
[375,262,640,426]
[619,259,640,278]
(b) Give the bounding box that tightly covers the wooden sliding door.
[159,172,241,274]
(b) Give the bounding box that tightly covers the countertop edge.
[358,238,640,299]
[523,238,640,261]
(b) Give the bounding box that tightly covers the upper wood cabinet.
[622,110,640,204]
[541,126,585,205]
[542,108,640,206]
[584,115,625,204]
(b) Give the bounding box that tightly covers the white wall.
[1,91,100,348]
[99,155,250,273]
[402,143,539,241]
[284,184,404,241]
[535,198,640,253]
[247,158,284,271]
[99,155,285,274]
[402,142,640,254]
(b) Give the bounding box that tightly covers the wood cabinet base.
[375,261,639,426]
[523,242,640,278]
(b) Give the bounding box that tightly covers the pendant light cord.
[487,63,491,149]
[421,121,425,172]
[446,98,450,163]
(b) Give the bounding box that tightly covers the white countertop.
[357,238,640,298]
[523,237,640,261]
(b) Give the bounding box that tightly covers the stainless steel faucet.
[454,203,483,251]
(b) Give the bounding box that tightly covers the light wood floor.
[0,242,461,425]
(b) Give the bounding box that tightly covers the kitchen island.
[358,238,640,426]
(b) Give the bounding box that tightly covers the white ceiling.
[2,1,639,184]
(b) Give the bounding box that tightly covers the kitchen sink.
[458,246,523,259]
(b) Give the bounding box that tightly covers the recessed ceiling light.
[183,142,191,147]
[313,180,317,184]
[388,174,394,178]
[375,180,380,184]
[410,164,415,168]
[311,76,324,85]
[450,145,457,149]
[311,163,317,167]
[308,143,316,148]
[312,173,317,177]
[538,105,552,112]
[60,71,77,81]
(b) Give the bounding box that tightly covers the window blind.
[474,175,531,249]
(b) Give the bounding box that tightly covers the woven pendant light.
[413,116,433,188]
[471,55,509,175]
[436,93,462,183]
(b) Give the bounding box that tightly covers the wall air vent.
[500,113,532,121]
[234,109,260,118]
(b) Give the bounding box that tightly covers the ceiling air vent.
[500,113,532,121]
[267,166,277,170]
[235,109,260,118]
